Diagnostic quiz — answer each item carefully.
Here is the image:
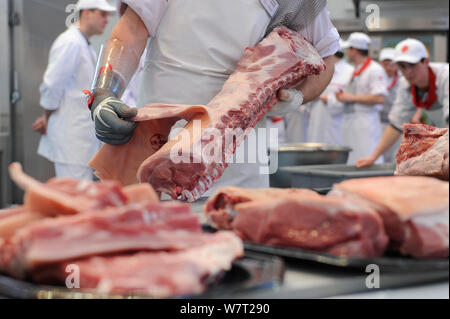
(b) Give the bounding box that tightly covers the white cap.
[76,0,116,12]
[394,38,428,64]
[379,48,396,62]
[342,32,371,50]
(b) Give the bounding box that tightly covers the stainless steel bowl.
[269,143,352,188]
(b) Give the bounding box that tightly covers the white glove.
[267,89,304,116]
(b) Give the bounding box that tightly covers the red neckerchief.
[411,67,438,110]
[387,72,399,91]
[352,57,372,78]
[270,116,284,123]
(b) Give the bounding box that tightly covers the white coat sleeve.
[368,66,389,97]
[388,79,416,131]
[296,8,340,58]
[116,0,168,37]
[39,41,82,111]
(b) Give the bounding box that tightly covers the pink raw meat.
[2,201,201,278]
[329,176,449,259]
[395,124,449,180]
[205,187,388,258]
[89,27,325,201]
[32,231,243,298]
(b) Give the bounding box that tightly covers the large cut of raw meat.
[8,163,131,216]
[205,187,388,258]
[329,176,449,259]
[205,187,320,229]
[32,231,243,297]
[395,124,449,180]
[1,201,202,278]
[89,27,326,201]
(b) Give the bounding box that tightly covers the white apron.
[342,75,384,165]
[138,0,272,197]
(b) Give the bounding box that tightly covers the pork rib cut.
[2,201,202,278]
[32,231,243,298]
[395,124,449,180]
[205,187,388,258]
[89,27,325,201]
[329,176,449,259]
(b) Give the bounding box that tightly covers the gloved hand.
[90,89,138,145]
[267,89,304,116]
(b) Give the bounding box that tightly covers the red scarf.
[352,57,372,78]
[387,72,399,91]
[411,67,438,110]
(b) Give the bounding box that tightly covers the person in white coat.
[88,0,340,197]
[357,38,449,168]
[306,40,354,145]
[32,0,115,180]
[336,33,388,164]
[378,47,401,163]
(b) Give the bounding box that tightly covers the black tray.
[0,252,284,299]
[243,242,449,273]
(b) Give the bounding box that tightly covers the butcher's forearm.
[110,8,149,58]
[352,94,386,105]
[299,55,336,104]
[44,110,54,121]
[372,125,402,159]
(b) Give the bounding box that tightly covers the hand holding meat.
[356,155,377,168]
[267,89,304,116]
[91,90,138,145]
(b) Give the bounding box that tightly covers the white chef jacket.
[341,59,389,164]
[389,62,449,130]
[38,26,101,166]
[306,58,354,145]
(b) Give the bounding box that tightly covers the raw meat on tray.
[90,26,326,202]
[205,187,389,258]
[32,231,243,297]
[395,124,449,180]
[329,176,449,259]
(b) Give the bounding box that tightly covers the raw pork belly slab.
[205,187,320,229]
[90,27,325,201]
[0,206,45,239]
[205,188,388,258]
[8,163,130,216]
[3,201,202,278]
[395,124,449,180]
[33,231,243,298]
[329,176,449,259]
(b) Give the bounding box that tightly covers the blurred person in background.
[32,0,115,180]
[357,38,449,168]
[336,32,388,165]
[307,39,354,145]
[378,47,401,163]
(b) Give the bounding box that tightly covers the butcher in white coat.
[32,0,115,180]
[307,40,354,145]
[88,0,340,197]
[357,38,449,168]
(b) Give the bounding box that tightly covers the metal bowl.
[269,143,352,188]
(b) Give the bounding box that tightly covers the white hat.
[379,48,396,62]
[76,0,116,12]
[394,38,428,64]
[342,32,371,50]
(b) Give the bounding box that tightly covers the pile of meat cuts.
[89,26,326,202]
[205,176,449,259]
[0,163,243,297]
[395,124,449,180]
